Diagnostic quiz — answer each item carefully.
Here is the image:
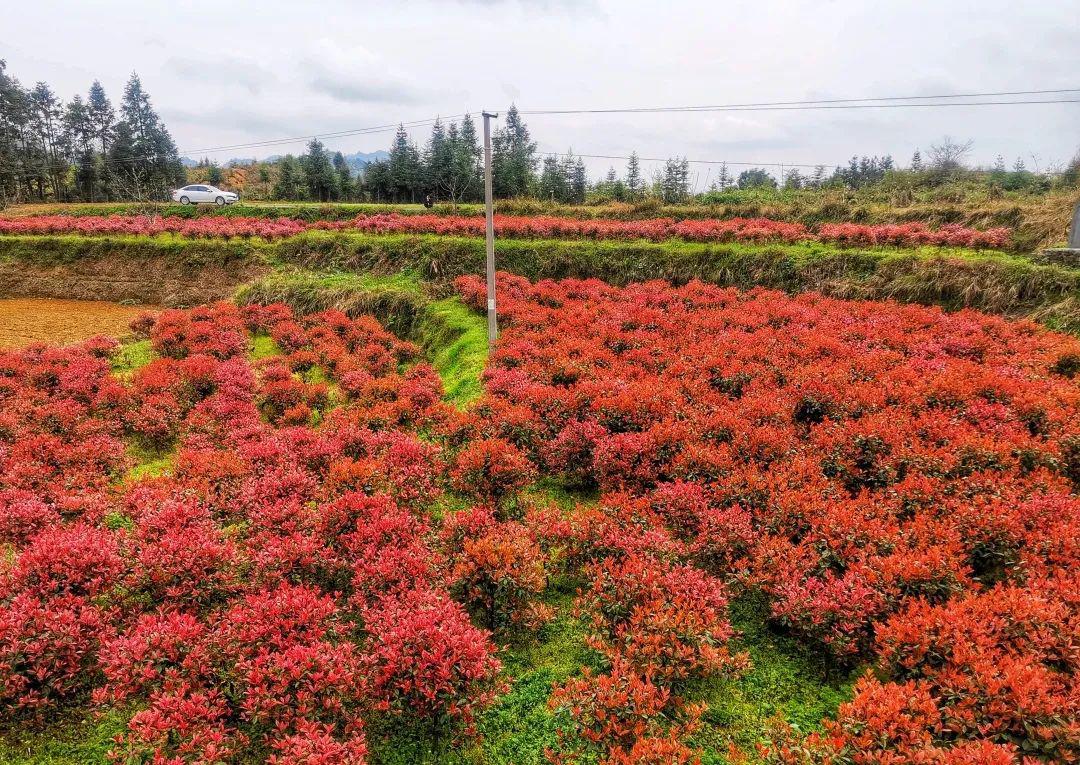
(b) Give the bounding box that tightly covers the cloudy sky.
[4,0,1078,185]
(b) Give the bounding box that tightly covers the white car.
[171,185,239,206]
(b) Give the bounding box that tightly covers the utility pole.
[482,111,499,343]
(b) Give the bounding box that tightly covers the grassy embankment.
[5,230,1078,331]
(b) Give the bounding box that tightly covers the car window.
[183,186,198,191]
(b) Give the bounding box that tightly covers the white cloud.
[300,39,423,105]
[2,0,1077,174]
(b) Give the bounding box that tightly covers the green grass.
[370,586,592,765]
[249,332,281,360]
[122,440,175,482]
[416,296,488,405]
[0,708,128,764]
[6,229,1080,332]
[685,594,857,762]
[237,268,489,406]
[109,339,153,378]
[0,232,267,269]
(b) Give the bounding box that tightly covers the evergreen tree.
[272,154,303,200]
[207,162,223,186]
[492,104,536,198]
[362,159,392,201]
[299,139,338,202]
[783,169,805,190]
[63,94,98,201]
[111,73,183,199]
[659,157,691,202]
[443,114,481,203]
[0,60,30,204]
[425,118,453,200]
[87,80,114,154]
[911,149,922,171]
[570,157,588,203]
[715,162,732,191]
[626,151,643,198]
[105,119,143,198]
[537,155,566,201]
[387,124,422,202]
[29,82,67,199]
[333,151,352,200]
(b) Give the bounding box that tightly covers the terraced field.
[0,203,1077,764]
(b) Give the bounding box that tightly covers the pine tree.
[783,169,805,190]
[388,124,422,202]
[492,104,537,198]
[333,151,352,201]
[273,154,303,200]
[537,155,565,201]
[112,73,183,199]
[361,159,391,201]
[26,82,63,199]
[207,162,223,186]
[106,120,143,199]
[911,150,922,171]
[570,158,588,203]
[446,114,482,203]
[626,152,642,198]
[715,162,732,191]
[63,95,98,201]
[300,139,338,202]
[0,60,30,204]
[425,118,455,201]
[87,80,114,154]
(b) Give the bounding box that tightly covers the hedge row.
[6,192,1074,251]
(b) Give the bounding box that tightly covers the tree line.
[0,60,184,205]
[3,59,1077,207]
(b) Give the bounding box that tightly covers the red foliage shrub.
[0,212,1012,250]
[547,658,704,765]
[361,588,502,732]
[450,437,536,507]
[0,593,108,713]
[12,523,123,598]
[267,721,369,765]
[445,511,548,629]
[577,554,746,681]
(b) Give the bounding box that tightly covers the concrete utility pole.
[482,111,499,343]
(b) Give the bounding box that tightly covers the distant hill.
[181,150,389,173]
[338,150,390,174]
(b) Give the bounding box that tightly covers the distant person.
[423,193,434,209]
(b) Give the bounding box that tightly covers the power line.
[540,149,828,169]
[176,114,465,157]
[521,88,1080,115]
[0,115,460,173]
[4,86,1078,178]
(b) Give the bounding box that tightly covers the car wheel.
[180,196,190,205]
[215,196,225,206]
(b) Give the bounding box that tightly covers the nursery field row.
[3,231,1079,333]
[0,276,1077,764]
[0,212,1013,249]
